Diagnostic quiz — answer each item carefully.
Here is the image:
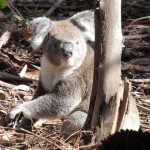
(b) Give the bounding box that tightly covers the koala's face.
[42,20,87,68]
[25,11,94,68]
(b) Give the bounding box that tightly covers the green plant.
[0,0,6,9]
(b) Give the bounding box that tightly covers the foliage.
[0,0,6,9]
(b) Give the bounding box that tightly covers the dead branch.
[79,144,98,150]
[44,0,64,16]
[0,80,16,89]
[0,71,37,83]
[137,104,150,112]
[129,78,150,83]
[134,45,150,52]
[122,63,150,72]
[123,34,150,40]
[129,16,150,26]
[0,127,13,143]
[129,58,150,65]
[6,0,25,20]
[14,3,89,10]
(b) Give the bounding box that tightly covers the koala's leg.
[61,111,87,139]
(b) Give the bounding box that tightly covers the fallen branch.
[129,78,150,83]
[79,144,98,150]
[134,45,150,52]
[122,63,150,72]
[44,0,64,16]
[0,80,16,89]
[123,34,150,40]
[14,3,89,9]
[0,71,37,83]
[129,16,150,26]
[137,104,150,112]
[129,57,150,65]
[6,0,25,20]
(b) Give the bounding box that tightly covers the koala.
[7,10,139,137]
[7,10,95,137]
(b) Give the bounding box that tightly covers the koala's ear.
[24,16,52,50]
[70,10,95,42]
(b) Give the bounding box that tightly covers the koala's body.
[7,10,140,137]
[8,10,95,136]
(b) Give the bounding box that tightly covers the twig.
[137,104,150,112]
[134,45,150,52]
[6,0,25,20]
[123,34,150,40]
[20,128,65,150]
[0,127,12,143]
[79,144,98,150]
[140,124,150,129]
[122,63,150,72]
[129,16,150,26]
[129,78,150,83]
[1,127,73,150]
[0,80,16,88]
[129,58,150,65]
[44,0,64,16]
[14,3,88,9]
[0,71,37,83]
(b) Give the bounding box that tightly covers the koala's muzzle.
[62,42,74,58]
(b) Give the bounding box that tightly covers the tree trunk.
[84,0,122,144]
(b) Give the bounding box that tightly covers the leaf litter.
[0,0,150,149]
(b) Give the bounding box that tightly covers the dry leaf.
[19,64,27,77]
[0,31,11,49]
[12,85,30,91]
[0,90,6,100]
[6,52,40,80]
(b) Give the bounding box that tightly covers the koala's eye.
[76,41,79,44]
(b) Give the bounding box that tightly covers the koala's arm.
[8,79,82,120]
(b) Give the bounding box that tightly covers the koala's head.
[25,10,94,68]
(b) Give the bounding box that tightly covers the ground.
[0,0,150,149]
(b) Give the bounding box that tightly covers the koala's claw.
[6,106,23,122]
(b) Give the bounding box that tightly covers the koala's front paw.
[7,105,23,122]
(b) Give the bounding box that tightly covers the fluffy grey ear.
[25,16,51,50]
[70,10,95,42]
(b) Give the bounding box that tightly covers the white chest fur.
[40,55,74,91]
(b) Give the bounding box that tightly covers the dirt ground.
[0,0,150,149]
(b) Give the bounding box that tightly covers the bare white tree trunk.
[84,0,139,145]
[85,0,122,144]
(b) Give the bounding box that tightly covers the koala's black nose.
[62,42,74,58]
